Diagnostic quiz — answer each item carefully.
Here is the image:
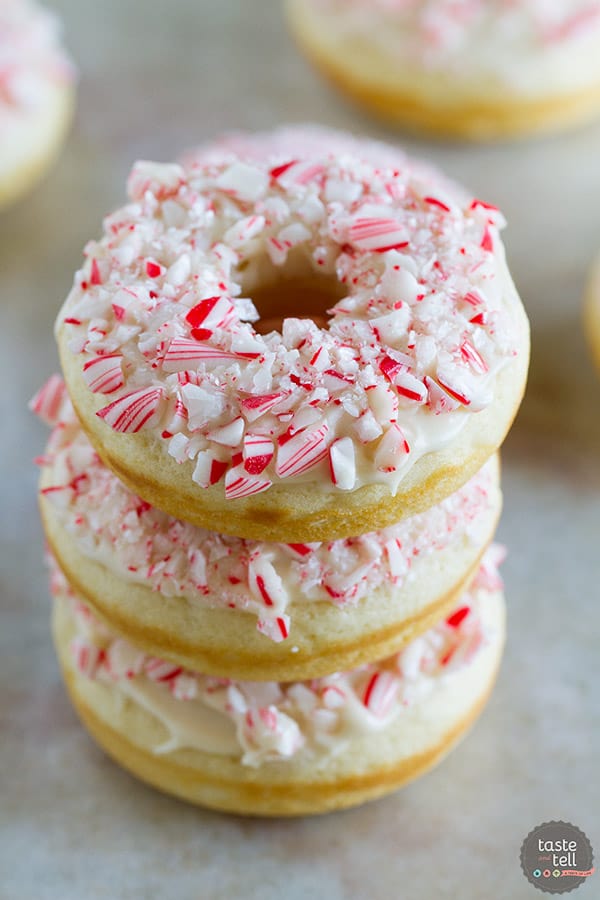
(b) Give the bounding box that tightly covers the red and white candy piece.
[348,217,408,252]
[460,340,488,374]
[82,354,124,395]
[424,376,460,414]
[248,554,288,611]
[96,387,165,433]
[192,451,228,488]
[225,465,272,499]
[105,639,144,679]
[29,374,67,426]
[362,671,398,718]
[276,422,330,479]
[144,657,183,683]
[71,637,103,678]
[256,615,290,643]
[328,437,356,490]
[185,296,236,334]
[446,606,470,629]
[240,392,288,423]
[162,339,243,371]
[243,434,274,475]
[207,417,245,447]
[374,424,410,472]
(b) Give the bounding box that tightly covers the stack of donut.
[32,127,530,815]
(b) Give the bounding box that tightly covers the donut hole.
[248,272,345,335]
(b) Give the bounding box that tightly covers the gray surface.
[1,1,599,898]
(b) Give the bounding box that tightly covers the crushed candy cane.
[36,382,498,642]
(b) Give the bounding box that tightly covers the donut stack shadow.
[31,132,529,816]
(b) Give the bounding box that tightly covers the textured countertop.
[1,1,599,898]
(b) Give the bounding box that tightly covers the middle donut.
[37,380,500,681]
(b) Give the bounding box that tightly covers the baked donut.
[56,128,528,541]
[584,253,600,372]
[286,0,600,140]
[35,376,501,680]
[51,550,506,816]
[0,0,74,209]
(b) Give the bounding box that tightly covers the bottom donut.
[50,550,506,817]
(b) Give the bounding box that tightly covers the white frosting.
[37,377,498,642]
[305,0,600,94]
[52,547,505,768]
[56,127,520,499]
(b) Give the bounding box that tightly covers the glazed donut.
[287,0,600,140]
[35,376,501,680]
[0,0,74,209]
[51,550,506,816]
[584,254,600,373]
[56,127,528,542]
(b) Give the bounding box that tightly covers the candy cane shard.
[328,437,356,490]
[248,555,288,611]
[162,339,243,372]
[243,434,274,474]
[460,340,488,374]
[96,387,165,433]
[424,375,461,414]
[145,259,164,278]
[285,542,321,558]
[82,354,124,394]
[240,392,288,422]
[275,422,330,478]
[192,451,228,488]
[375,424,410,472]
[144,658,183,682]
[384,538,409,580]
[393,371,428,404]
[362,671,398,717]
[446,606,471,629]
[224,465,272,499]
[256,615,291,643]
[185,296,236,331]
[70,637,103,677]
[207,417,245,447]
[348,217,409,252]
[105,639,144,679]
[29,374,68,426]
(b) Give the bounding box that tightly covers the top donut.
[56,127,529,542]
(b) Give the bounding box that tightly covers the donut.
[35,376,501,680]
[51,550,506,816]
[0,0,75,209]
[584,253,600,372]
[56,127,529,542]
[286,0,600,140]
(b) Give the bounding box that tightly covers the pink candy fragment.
[82,354,124,394]
[276,423,329,478]
[96,387,164,433]
[29,374,67,426]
